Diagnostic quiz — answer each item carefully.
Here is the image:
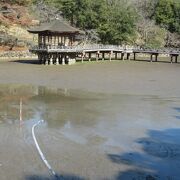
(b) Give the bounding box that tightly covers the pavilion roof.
[28,19,84,35]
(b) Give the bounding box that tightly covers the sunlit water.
[0,84,180,180]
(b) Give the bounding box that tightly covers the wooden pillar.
[96,51,99,61]
[70,36,73,46]
[60,36,63,45]
[52,36,54,46]
[56,54,59,65]
[49,36,52,48]
[109,51,113,61]
[62,55,65,65]
[45,36,47,46]
[40,54,43,64]
[81,52,84,63]
[42,54,45,64]
[59,54,62,64]
[58,36,60,46]
[54,36,57,46]
[170,55,173,63]
[48,36,50,44]
[49,54,53,65]
[102,53,105,61]
[53,54,56,64]
[133,53,136,60]
[38,35,41,46]
[175,55,178,63]
[88,53,91,61]
[45,54,49,65]
[66,55,69,65]
[115,52,118,60]
[38,34,40,46]
[121,53,125,60]
[155,54,158,62]
[38,54,41,64]
[43,36,46,47]
[150,54,153,62]
[127,53,131,60]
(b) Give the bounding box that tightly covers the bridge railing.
[30,45,179,54]
[30,44,134,51]
[133,47,180,53]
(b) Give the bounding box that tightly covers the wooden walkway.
[30,45,180,64]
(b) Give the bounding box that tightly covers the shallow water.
[0,84,180,180]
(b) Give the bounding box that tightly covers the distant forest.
[4,0,180,48]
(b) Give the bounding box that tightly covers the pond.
[0,84,180,180]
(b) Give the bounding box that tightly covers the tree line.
[3,0,180,48]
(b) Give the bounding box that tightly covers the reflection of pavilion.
[0,85,38,124]
[28,20,84,65]
[0,85,100,127]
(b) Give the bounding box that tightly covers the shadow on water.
[108,127,180,180]
[174,107,180,113]
[130,57,180,64]
[12,59,39,64]
[174,107,180,120]
[25,173,85,180]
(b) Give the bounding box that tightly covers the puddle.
[0,84,180,180]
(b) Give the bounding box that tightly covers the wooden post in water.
[133,53,136,60]
[81,52,84,63]
[62,55,65,65]
[56,54,59,65]
[127,53,131,60]
[88,53,91,61]
[121,53,125,61]
[96,51,99,61]
[102,52,105,61]
[150,54,153,62]
[175,55,178,63]
[170,55,173,64]
[38,54,41,64]
[155,54,158,62]
[49,54,53,65]
[45,54,49,65]
[109,51,113,61]
[115,52,118,60]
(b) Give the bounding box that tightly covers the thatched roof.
[28,19,84,35]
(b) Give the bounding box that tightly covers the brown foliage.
[0,3,33,26]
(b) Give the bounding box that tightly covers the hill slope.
[0,1,38,51]
[0,0,179,51]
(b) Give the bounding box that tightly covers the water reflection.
[0,84,180,147]
[0,84,180,179]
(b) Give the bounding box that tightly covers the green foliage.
[98,4,137,44]
[154,0,180,34]
[145,27,167,48]
[3,0,180,47]
[52,0,138,45]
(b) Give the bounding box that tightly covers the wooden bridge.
[30,44,180,65]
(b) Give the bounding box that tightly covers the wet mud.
[0,60,180,179]
[0,84,180,180]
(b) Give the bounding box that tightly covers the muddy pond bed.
[0,84,180,180]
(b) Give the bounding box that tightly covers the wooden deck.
[30,45,180,65]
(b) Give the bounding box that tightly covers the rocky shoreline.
[0,50,37,59]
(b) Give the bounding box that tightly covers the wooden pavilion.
[28,19,84,65]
